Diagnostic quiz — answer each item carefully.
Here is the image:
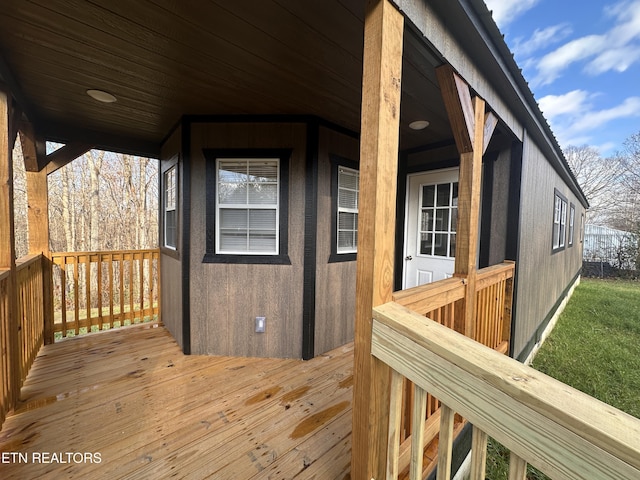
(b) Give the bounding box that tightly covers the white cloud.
[539,92,640,150]
[530,0,640,86]
[513,24,573,58]
[483,0,539,28]
[533,35,605,86]
[571,97,640,131]
[538,90,592,120]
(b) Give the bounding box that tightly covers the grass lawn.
[484,278,640,479]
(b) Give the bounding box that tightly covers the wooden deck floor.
[0,325,353,479]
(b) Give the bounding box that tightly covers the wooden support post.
[0,87,20,408]
[23,131,54,344]
[351,1,404,478]
[436,65,496,340]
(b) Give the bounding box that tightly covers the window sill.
[202,253,292,265]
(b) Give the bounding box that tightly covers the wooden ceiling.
[0,0,454,158]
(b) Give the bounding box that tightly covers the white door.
[403,168,459,289]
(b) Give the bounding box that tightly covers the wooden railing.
[0,254,46,428]
[371,301,640,480]
[51,249,160,339]
[393,261,514,351]
[388,261,514,471]
[16,255,45,381]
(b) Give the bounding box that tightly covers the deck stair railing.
[371,300,640,480]
[50,249,160,339]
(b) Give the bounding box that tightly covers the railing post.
[0,87,20,415]
[436,66,497,341]
[23,130,53,345]
[352,1,404,478]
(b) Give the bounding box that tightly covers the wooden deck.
[0,325,353,479]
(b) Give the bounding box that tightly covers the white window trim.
[336,166,359,254]
[568,204,575,246]
[215,158,280,255]
[163,166,177,250]
[553,191,568,251]
[418,181,458,259]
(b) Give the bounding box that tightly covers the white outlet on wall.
[255,316,266,333]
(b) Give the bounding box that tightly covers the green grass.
[484,278,640,479]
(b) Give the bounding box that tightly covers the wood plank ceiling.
[0,0,453,157]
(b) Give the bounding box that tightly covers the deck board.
[0,325,353,479]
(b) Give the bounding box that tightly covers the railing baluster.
[128,253,134,323]
[84,254,90,332]
[436,404,455,480]
[410,385,428,479]
[119,253,124,324]
[108,253,114,329]
[508,452,527,480]
[387,368,404,480]
[469,425,487,480]
[72,256,79,335]
[97,254,103,330]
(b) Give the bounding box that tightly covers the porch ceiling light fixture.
[409,120,430,130]
[86,89,117,103]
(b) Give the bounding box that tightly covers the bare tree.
[563,145,625,225]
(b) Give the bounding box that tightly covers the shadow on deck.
[0,324,353,479]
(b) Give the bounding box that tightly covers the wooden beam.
[45,142,94,175]
[19,120,47,172]
[351,0,404,478]
[0,55,35,123]
[455,96,486,339]
[436,65,475,153]
[24,129,54,344]
[437,66,499,340]
[483,112,498,154]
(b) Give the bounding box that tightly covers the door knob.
[405,255,412,261]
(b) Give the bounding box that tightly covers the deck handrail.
[1,253,46,429]
[50,249,160,339]
[371,301,640,480]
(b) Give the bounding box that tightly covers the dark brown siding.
[188,122,306,358]
[314,127,360,356]
[160,127,183,348]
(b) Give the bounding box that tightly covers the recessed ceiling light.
[409,120,430,130]
[86,89,117,103]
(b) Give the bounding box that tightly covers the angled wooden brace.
[435,64,497,154]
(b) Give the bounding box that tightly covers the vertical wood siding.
[189,122,306,358]
[160,127,183,348]
[314,127,359,356]
[513,132,585,359]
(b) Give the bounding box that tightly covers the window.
[420,182,458,258]
[217,158,279,254]
[203,149,290,264]
[337,166,359,254]
[552,190,568,252]
[568,203,575,247]
[163,166,177,249]
[329,156,359,262]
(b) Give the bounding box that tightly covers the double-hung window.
[204,148,291,264]
[329,156,359,262]
[163,166,177,249]
[552,190,568,252]
[216,158,280,254]
[568,203,575,247]
[337,166,359,254]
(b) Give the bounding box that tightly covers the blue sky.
[483,0,640,156]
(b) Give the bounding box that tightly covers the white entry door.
[403,168,459,289]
